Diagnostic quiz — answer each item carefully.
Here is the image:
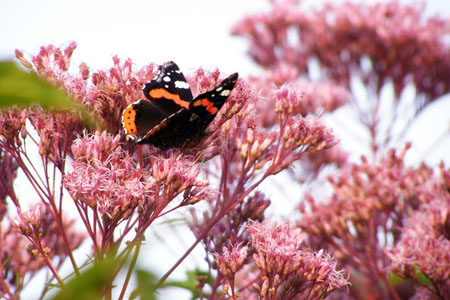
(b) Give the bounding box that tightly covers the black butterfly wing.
[189,72,238,122]
[122,61,194,141]
[122,99,177,140]
[142,61,193,114]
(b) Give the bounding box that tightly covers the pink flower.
[12,203,85,258]
[298,145,449,299]
[0,108,28,146]
[71,130,121,162]
[142,151,211,211]
[248,221,349,299]
[86,56,157,132]
[64,132,149,220]
[214,245,248,279]
[233,1,450,103]
[12,205,42,237]
[0,149,19,214]
[387,178,450,299]
[28,109,84,164]
[1,223,47,290]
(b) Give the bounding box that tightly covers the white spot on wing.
[216,86,223,91]
[175,80,190,89]
[163,76,171,82]
[220,90,231,96]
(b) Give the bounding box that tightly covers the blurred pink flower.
[0,108,28,147]
[12,203,85,260]
[16,42,89,102]
[249,70,350,128]
[387,165,450,298]
[298,145,450,299]
[0,149,19,213]
[1,223,46,292]
[233,1,450,102]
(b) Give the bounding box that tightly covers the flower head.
[214,245,248,279]
[12,203,85,257]
[143,151,211,210]
[387,174,450,299]
[248,221,349,298]
[28,109,84,165]
[71,130,121,163]
[0,149,19,214]
[86,56,158,131]
[0,108,28,147]
[64,132,149,220]
[232,1,450,103]
[1,223,47,289]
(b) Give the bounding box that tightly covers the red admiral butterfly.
[122,61,238,149]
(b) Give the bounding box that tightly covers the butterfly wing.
[122,61,194,141]
[121,99,174,139]
[143,61,193,114]
[189,72,238,122]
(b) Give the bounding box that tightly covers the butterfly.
[122,61,238,149]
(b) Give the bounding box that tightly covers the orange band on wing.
[122,106,137,135]
[192,98,218,114]
[149,88,189,109]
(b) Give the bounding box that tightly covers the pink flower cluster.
[29,109,84,165]
[64,132,149,220]
[232,1,450,102]
[248,69,350,128]
[297,145,450,299]
[86,56,156,131]
[386,165,450,299]
[12,203,84,258]
[0,149,19,212]
[15,42,157,136]
[1,222,45,293]
[142,151,211,215]
[63,130,213,259]
[7,203,85,292]
[0,108,27,147]
[16,42,80,89]
[213,221,349,299]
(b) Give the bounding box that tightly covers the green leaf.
[130,269,158,300]
[162,269,210,300]
[413,265,433,286]
[0,61,97,128]
[0,61,76,109]
[51,259,117,300]
[388,266,432,288]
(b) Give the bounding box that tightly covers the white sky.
[1,0,450,299]
[2,0,448,76]
[0,0,271,76]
